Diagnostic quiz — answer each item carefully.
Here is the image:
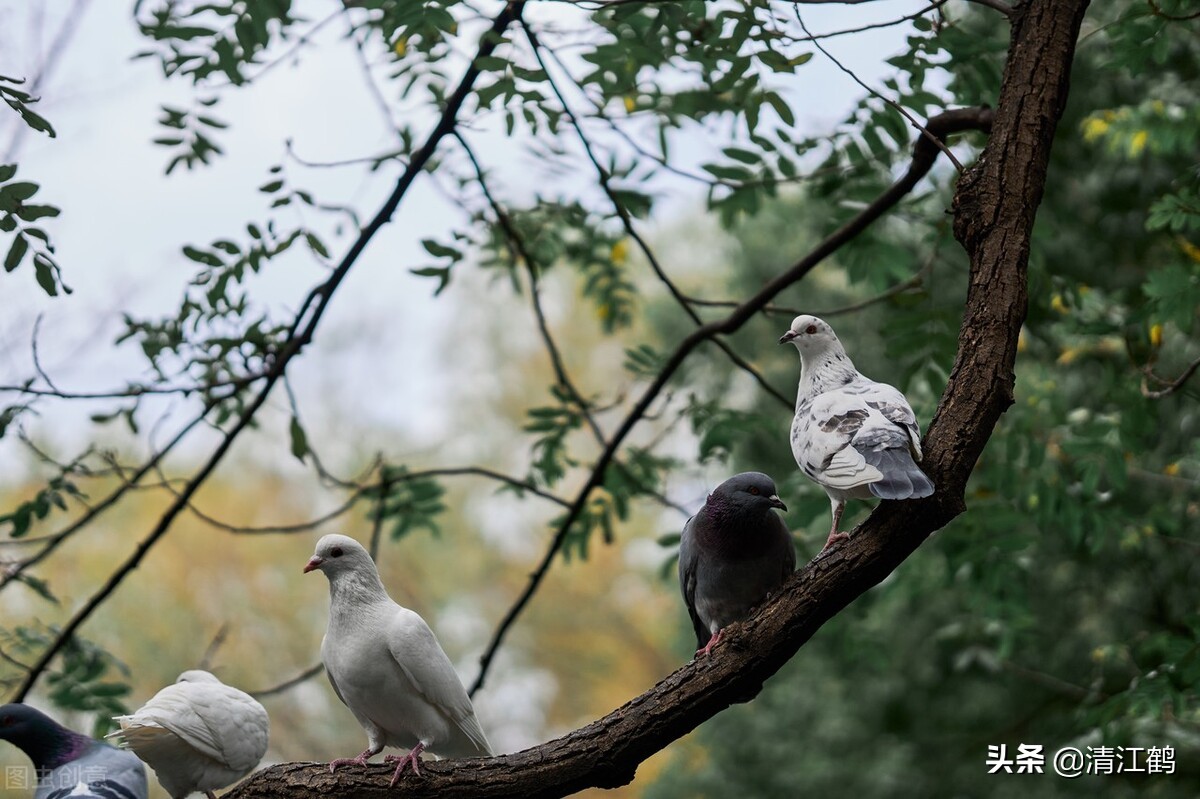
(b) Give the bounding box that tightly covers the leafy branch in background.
[0,75,67,296]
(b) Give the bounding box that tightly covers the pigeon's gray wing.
[677,513,710,649]
[39,743,147,799]
[852,384,933,500]
[769,512,796,581]
[863,383,925,459]
[387,609,492,756]
[797,392,884,491]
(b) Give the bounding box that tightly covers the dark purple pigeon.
[678,472,796,657]
[0,703,147,799]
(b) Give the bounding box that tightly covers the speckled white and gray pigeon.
[678,472,795,657]
[108,670,268,799]
[780,314,934,549]
[304,534,492,786]
[0,702,147,799]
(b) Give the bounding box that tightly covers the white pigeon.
[109,670,269,799]
[780,314,934,549]
[304,533,492,786]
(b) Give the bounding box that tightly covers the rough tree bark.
[227,1,1092,796]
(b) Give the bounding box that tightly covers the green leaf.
[4,233,27,272]
[421,238,462,260]
[409,266,452,295]
[32,253,58,296]
[289,416,309,463]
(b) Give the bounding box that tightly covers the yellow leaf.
[1128,129,1148,157]
[1057,346,1081,365]
[623,96,636,113]
[1177,236,1200,263]
[1082,116,1109,142]
[1050,293,1068,314]
[611,239,629,265]
[1017,329,1028,353]
[393,38,407,57]
[1163,461,1180,477]
[1149,323,1163,348]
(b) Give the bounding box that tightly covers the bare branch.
[795,11,966,172]
[197,623,231,671]
[1141,354,1200,399]
[682,260,933,318]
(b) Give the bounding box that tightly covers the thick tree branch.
[229,0,1088,791]
[8,0,529,704]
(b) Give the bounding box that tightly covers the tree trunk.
[227,1,1092,796]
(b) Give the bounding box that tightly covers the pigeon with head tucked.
[0,702,147,799]
[678,472,795,657]
[109,670,268,799]
[304,534,492,786]
[780,314,934,550]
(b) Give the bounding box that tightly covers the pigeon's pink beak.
[778,330,798,344]
[303,555,323,574]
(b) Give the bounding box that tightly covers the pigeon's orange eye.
[806,324,817,334]
[749,486,760,495]
[331,547,344,558]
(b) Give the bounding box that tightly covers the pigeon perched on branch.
[304,534,492,786]
[0,702,147,799]
[109,670,268,799]
[678,472,795,657]
[780,314,934,550]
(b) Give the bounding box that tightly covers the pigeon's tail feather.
[863,447,934,500]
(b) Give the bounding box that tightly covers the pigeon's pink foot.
[385,743,426,786]
[329,748,376,773]
[822,530,851,551]
[695,629,724,658]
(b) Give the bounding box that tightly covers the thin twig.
[1141,354,1200,399]
[796,11,966,172]
[681,257,934,318]
[197,623,231,671]
[249,662,324,699]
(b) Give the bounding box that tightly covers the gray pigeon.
[109,670,269,799]
[304,534,492,786]
[0,703,148,799]
[678,472,795,657]
[780,314,934,550]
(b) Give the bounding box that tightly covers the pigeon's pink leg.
[329,745,381,773]
[822,499,850,550]
[385,742,426,785]
[695,629,724,658]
